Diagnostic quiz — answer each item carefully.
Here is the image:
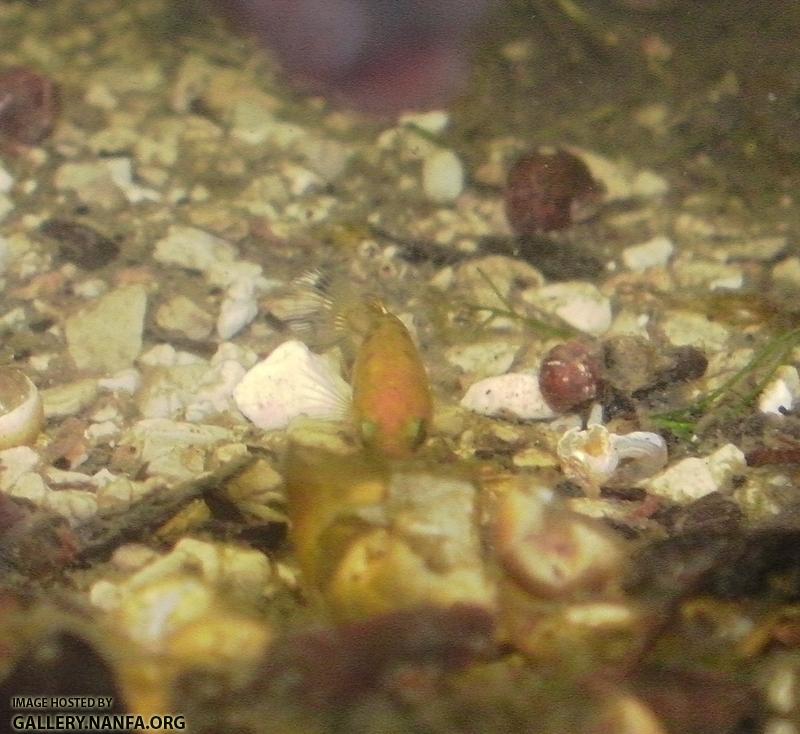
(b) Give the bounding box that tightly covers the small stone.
[103,157,160,203]
[644,444,746,503]
[662,310,730,351]
[0,446,40,491]
[398,110,450,134]
[217,279,258,340]
[460,372,557,421]
[53,161,126,210]
[39,218,120,270]
[630,169,669,198]
[153,225,237,274]
[155,295,214,341]
[622,235,674,272]
[772,257,800,305]
[41,378,99,418]
[422,148,464,203]
[523,282,612,335]
[445,341,520,378]
[0,194,12,223]
[675,258,744,291]
[65,285,147,372]
[0,164,13,193]
[123,418,236,481]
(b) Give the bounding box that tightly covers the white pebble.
[460,372,557,421]
[217,279,258,339]
[422,149,464,203]
[622,235,674,272]
[644,443,746,503]
[99,368,142,394]
[153,225,237,274]
[399,110,450,134]
[233,340,351,431]
[0,164,14,193]
[523,282,612,335]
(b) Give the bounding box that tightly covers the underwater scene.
[1,0,800,731]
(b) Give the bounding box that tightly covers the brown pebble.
[39,218,120,270]
[0,67,60,145]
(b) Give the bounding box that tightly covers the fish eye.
[405,418,426,448]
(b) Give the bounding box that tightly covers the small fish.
[350,300,433,458]
[278,271,433,458]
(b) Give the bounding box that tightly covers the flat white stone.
[662,310,730,352]
[65,285,147,372]
[0,446,41,491]
[399,110,450,134]
[217,279,259,340]
[0,164,13,193]
[622,235,674,272]
[445,341,520,377]
[233,340,351,431]
[460,372,557,421]
[644,443,746,503]
[153,225,237,275]
[523,282,612,336]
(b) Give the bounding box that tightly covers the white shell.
[557,425,667,496]
[233,340,351,431]
[0,369,44,450]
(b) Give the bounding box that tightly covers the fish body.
[278,275,433,458]
[351,302,433,458]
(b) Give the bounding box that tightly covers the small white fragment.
[0,446,41,491]
[422,149,464,203]
[399,110,450,134]
[153,225,237,274]
[184,360,248,422]
[233,340,351,431]
[445,341,520,377]
[99,368,142,394]
[558,425,667,496]
[103,157,160,203]
[631,169,669,198]
[460,372,557,421]
[758,365,800,416]
[0,164,13,193]
[644,443,746,503]
[217,279,259,340]
[523,282,612,335]
[622,235,674,272]
[0,194,13,223]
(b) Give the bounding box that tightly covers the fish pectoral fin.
[405,417,427,448]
